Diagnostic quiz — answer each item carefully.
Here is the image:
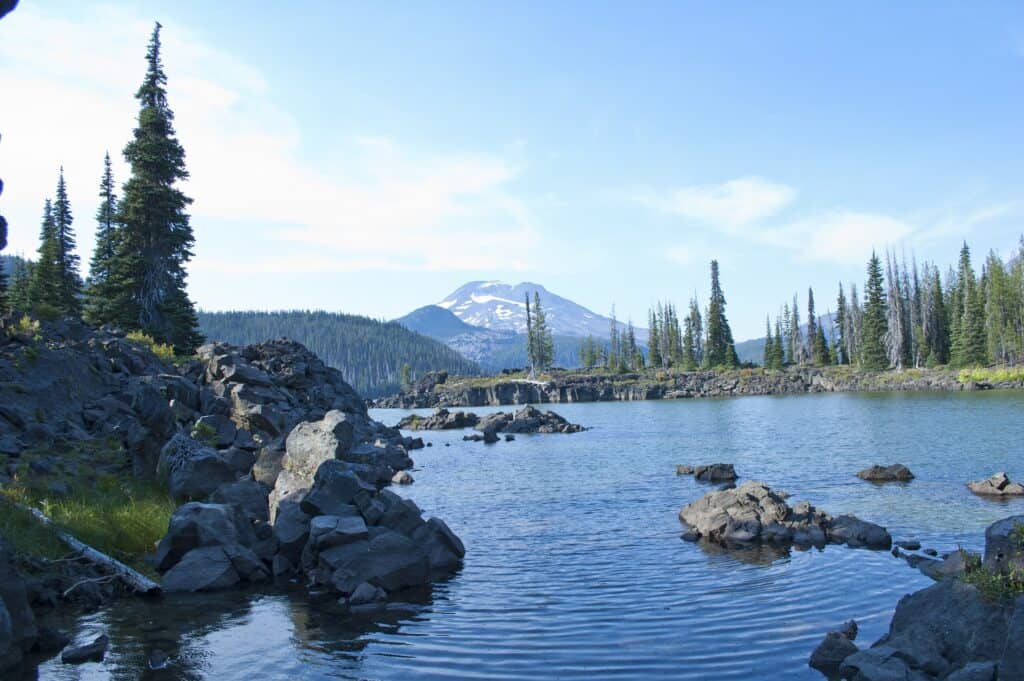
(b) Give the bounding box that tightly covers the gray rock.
[253,446,285,488]
[220,446,256,476]
[984,515,1024,573]
[411,517,466,572]
[191,414,237,448]
[161,547,241,592]
[272,500,311,565]
[268,469,309,523]
[61,634,108,664]
[693,463,738,483]
[919,549,972,581]
[946,662,997,681]
[392,470,414,485]
[0,600,18,672]
[968,472,1024,497]
[309,514,368,550]
[158,433,236,501]
[209,479,269,523]
[809,631,858,677]
[1000,596,1024,681]
[0,542,36,663]
[347,581,386,606]
[675,464,695,475]
[857,464,914,483]
[828,515,893,550]
[300,460,375,517]
[283,410,355,479]
[153,502,256,572]
[327,530,430,593]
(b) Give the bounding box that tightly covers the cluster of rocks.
[856,464,915,483]
[675,463,738,483]
[810,515,1024,680]
[969,472,1024,498]
[0,319,464,671]
[397,405,585,438]
[678,481,892,550]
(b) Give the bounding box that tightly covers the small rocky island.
[969,472,1024,498]
[0,319,464,671]
[397,405,586,435]
[679,481,892,550]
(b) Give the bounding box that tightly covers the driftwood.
[21,504,161,595]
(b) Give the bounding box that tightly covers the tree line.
[198,310,481,397]
[763,241,1024,370]
[0,23,201,353]
[577,259,740,372]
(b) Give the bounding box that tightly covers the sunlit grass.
[958,366,1024,384]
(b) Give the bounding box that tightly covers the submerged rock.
[968,472,1024,498]
[678,480,891,550]
[856,464,914,483]
[61,634,109,664]
[809,626,859,677]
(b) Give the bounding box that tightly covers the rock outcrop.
[969,473,1024,498]
[809,620,859,677]
[857,464,914,483]
[812,515,1024,680]
[375,366,1016,409]
[676,463,738,483]
[678,481,892,550]
[0,541,36,673]
[397,405,585,435]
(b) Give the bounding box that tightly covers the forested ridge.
[197,310,481,397]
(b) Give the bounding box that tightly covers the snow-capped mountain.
[436,281,643,339]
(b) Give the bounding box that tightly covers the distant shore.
[373,365,1024,409]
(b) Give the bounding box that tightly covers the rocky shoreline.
[0,318,463,672]
[373,367,1024,409]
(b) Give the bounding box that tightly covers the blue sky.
[2,1,1023,339]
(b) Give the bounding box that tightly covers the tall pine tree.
[51,167,82,316]
[108,23,201,352]
[703,260,739,368]
[28,199,61,314]
[84,152,119,325]
[860,251,889,370]
[950,242,987,367]
[835,283,849,365]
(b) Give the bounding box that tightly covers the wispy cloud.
[0,5,536,274]
[636,176,796,230]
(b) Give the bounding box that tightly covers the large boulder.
[0,542,35,672]
[809,629,858,677]
[158,433,237,501]
[828,515,893,550]
[283,411,355,479]
[1001,596,1024,681]
[968,472,1024,498]
[153,502,257,572]
[857,464,914,483]
[209,479,269,523]
[268,469,310,523]
[191,414,237,448]
[839,580,1012,680]
[325,530,430,593]
[272,500,311,566]
[161,545,269,592]
[300,460,376,517]
[983,515,1024,573]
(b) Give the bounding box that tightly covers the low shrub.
[125,330,177,362]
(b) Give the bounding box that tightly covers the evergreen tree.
[531,291,554,371]
[925,266,950,366]
[626,320,642,370]
[51,167,82,316]
[703,260,738,368]
[807,287,819,364]
[28,199,62,313]
[762,316,775,369]
[647,307,662,369]
[108,22,201,352]
[525,293,535,373]
[8,256,32,312]
[607,305,620,371]
[950,243,987,366]
[860,251,889,370]
[84,152,119,325]
[681,311,697,370]
[771,319,785,368]
[835,283,849,365]
[789,294,805,365]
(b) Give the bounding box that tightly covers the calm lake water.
[31,391,1024,680]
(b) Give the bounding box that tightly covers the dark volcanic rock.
[856,464,914,483]
[984,515,1024,573]
[677,463,738,483]
[61,634,109,664]
[0,541,36,672]
[397,408,479,430]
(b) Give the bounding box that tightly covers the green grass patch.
[0,497,68,564]
[958,366,1024,384]
[963,563,1024,602]
[125,330,177,362]
[1,475,175,575]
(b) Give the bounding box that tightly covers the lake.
[32,391,1024,680]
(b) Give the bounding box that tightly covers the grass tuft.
[958,366,1024,384]
[125,330,177,362]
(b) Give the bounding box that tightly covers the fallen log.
[20,504,161,595]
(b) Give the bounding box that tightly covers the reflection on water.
[30,391,1024,680]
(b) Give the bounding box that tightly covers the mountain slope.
[437,280,647,340]
[197,310,481,397]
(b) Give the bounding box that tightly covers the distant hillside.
[197,310,481,397]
